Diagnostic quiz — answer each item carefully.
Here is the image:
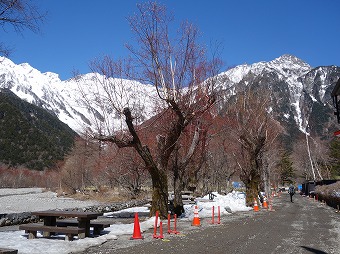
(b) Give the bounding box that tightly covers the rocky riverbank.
[0,199,148,227]
[0,188,148,226]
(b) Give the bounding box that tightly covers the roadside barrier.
[130,212,143,240]
[211,206,221,224]
[167,214,180,234]
[153,211,164,239]
[192,205,201,226]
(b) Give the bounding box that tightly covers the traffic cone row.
[130,203,230,241]
[252,194,276,212]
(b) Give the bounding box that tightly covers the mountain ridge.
[0,57,159,134]
[1,55,339,138]
[216,55,340,135]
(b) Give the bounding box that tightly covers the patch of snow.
[0,190,250,254]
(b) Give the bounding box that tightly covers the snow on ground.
[0,190,251,254]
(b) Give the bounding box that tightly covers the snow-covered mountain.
[1,55,339,138]
[216,54,340,136]
[0,57,160,134]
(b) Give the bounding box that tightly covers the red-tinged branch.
[95,134,134,148]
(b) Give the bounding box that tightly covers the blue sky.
[2,0,340,80]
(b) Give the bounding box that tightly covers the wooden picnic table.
[31,210,103,238]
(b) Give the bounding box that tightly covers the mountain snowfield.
[0,55,339,135]
[0,56,160,134]
[217,54,340,133]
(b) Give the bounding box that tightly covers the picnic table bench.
[19,223,85,241]
[0,248,18,254]
[19,210,104,241]
[56,219,110,235]
[168,191,196,205]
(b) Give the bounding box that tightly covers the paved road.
[76,193,340,254]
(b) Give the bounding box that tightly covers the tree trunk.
[244,172,261,206]
[149,166,169,218]
[173,165,184,216]
[241,156,261,207]
[122,108,170,218]
[261,158,271,197]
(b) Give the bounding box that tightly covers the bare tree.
[222,87,281,206]
[60,138,99,194]
[169,121,209,216]
[0,0,45,56]
[76,2,220,218]
[292,135,332,181]
[104,147,149,198]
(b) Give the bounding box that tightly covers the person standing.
[288,185,295,202]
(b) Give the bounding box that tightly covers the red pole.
[211,206,215,224]
[217,206,221,224]
[158,221,164,239]
[153,211,159,238]
[173,214,179,234]
[168,214,180,234]
[174,214,177,231]
[167,213,171,234]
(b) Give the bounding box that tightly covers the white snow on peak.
[0,55,336,136]
[219,54,311,87]
[217,55,316,133]
[0,56,160,134]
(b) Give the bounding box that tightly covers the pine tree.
[329,138,340,178]
[278,152,295,185]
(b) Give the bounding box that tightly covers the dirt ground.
[74,193,340,254]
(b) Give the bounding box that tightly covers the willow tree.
[76,2,220,218]
[223,87,281,206]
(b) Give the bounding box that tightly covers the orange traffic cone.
[130,212,144,240]
[263,196,268,209]
[253,198,259,212]
[192,205,201,226]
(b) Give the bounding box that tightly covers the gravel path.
[74,193,340,254]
